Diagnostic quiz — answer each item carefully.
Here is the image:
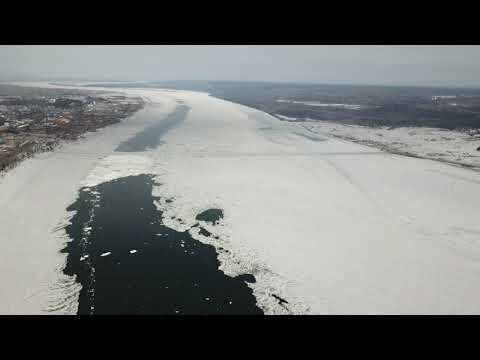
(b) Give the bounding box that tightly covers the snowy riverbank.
[285,117,480,171]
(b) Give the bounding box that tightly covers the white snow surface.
[276,99,364,110]
[1,82,480,314]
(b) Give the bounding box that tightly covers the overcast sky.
[1,45,480,87]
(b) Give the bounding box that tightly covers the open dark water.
[61,175,263,314]
[115,105,190,152]
[195,209,224,224]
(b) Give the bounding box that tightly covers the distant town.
[0,85,144,172]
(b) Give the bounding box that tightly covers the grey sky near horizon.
[1,45,480,88]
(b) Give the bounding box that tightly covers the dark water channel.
[61,175,263,315]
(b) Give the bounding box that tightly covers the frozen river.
[1,84,480,314]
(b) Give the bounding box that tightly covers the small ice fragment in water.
[130,250,137,254]
[100,252,112,257]
[205,297,210,301]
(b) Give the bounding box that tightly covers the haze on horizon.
[1,45,480,88]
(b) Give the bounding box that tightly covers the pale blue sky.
[1,45,479,87]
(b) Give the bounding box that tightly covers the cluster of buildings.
[0,95,96,133]
[0,93,143,172]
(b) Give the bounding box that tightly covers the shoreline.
[280,117,480,172]
[0,84,145,176]
[315,128,480,172]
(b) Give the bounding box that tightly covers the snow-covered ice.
[146,91,480,314]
